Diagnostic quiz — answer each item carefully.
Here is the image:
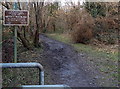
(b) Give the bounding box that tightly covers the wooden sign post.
[3,3,29,63]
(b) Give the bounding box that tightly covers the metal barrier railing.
[1,63,71,89]
[0,63,44,85]
[21,85,71,89]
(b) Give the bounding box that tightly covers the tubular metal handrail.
[0,63,44,85]
[21,85,71,89]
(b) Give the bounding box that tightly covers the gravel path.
[40,34,99,87]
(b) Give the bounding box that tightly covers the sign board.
[3,10,29,26]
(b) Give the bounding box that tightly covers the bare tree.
[1,1,44,49]
[33,2,44,47]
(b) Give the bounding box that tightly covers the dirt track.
[40,34,99,87]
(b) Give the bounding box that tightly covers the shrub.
[71,23,93,44]
[94,17,118,44]
[70,9,94,44]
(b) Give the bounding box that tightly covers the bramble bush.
[69,9,94,44]
[94,17,118,44]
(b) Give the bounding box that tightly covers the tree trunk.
[34,29,40,47]
[17,30,32,50]
[33,2,44,47]
[23,27,26,38]
[33,2,40,47]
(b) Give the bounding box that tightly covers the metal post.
[14,27,17,63]
[40,71,44,85]
[13,2,18,63]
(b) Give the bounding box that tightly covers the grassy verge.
[47,33,118,86]
[47,33,118,60]
[46,33,70,43]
